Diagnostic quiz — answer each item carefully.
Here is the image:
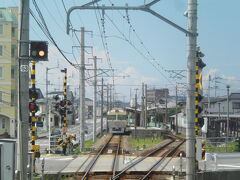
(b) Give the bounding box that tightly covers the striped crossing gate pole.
[62,68,68,133]
[195,57,200,170]
[30,60,40,172]
[59,68,68,155]
[64,68,68,131]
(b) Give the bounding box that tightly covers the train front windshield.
[118,115,127,120]
[107,115,116,120]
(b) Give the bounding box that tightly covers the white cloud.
[203,68,219,81]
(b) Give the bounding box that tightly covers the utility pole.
[93,56,97,142]
[227,85,230,142]
[130,88,132,102]
[46,68,49,132]
[80,27,85,151]
[208,75,211,113]
[48,103,51,152]
[134,88,138,138]
[165,90,168,124]
[101,78,104,136]
[18,0,29,179]
[141,83,145,127]
[186,0,198,180]
[109,84,112,110]
[46,66,58,151]
[175,85,178,134]
[144,84,147,128]
[107,84,109,112]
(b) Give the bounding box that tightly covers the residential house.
[0,7,18,137]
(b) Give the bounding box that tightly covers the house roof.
[202,93,240,104]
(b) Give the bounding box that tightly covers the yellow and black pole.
[63,68,68,132]
[195,57,200,171]
[60,68,68,155]
[30,60,40,172]
[195,57,200,137]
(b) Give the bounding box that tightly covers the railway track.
[74,133,185,180]
[81,134,122,180]
[111,133,185,180]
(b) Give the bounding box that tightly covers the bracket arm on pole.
[142,8,195,36]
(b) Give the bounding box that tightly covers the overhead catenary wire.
[31,0,75,66]
[104,13,173,85]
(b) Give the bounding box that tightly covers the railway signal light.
[53,95,59,101]
[199,117,204,128]
[29,102,39,113]
[195,48,206,135]
[30,41,48,61]
[29,88,38,100]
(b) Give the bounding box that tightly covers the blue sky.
[1,0,240,101]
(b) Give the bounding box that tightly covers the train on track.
[107,108,128,134]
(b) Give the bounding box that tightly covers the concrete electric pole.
[18,0,29,179]
[141,83,145,127]
[101,78,104,136]
[134,88,138,138]
[165,90,168,124]
[175,85,178,134]
[227,85,230,142]
[186,0,198,180]
[144,84,148,128]
[80,27,85,151]
[93,56,97,142]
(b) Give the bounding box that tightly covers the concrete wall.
[129,129,168,139]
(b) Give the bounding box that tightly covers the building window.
[11,90,15,106]
[0,11,3,19]
[0,45,3,56]
[0,24,3,35]
[232,102,240,109]
[11,66,15,79]
[2,119,5,129]
[11,46,16,58]
[0,91,2,103]
[11,27,16,38]
[0,67,3,79]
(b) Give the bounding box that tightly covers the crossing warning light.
[29,102,39,113]
[30,41,48,61]
[29,88,38,100]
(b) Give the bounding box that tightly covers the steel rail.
[140,139,185,180]
[81,134,114,180]
[111,139,174,180]
[112,135,122,177]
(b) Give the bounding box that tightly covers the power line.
[104,13,173,85]
[31,0,75,67]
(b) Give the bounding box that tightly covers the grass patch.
[73,132,107,155]
[129,137,164,150]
